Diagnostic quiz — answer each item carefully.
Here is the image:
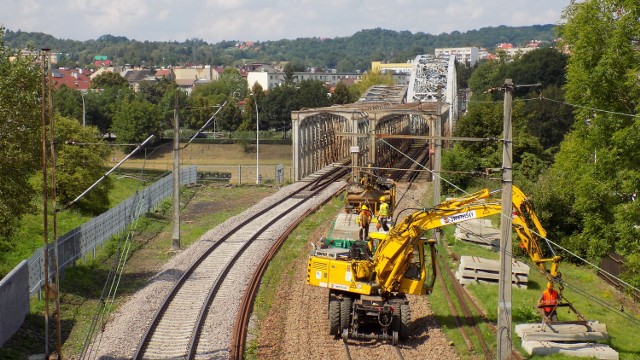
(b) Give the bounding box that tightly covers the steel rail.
[133,165,348,359]
[438,253,494,360]
[223,166,348,359]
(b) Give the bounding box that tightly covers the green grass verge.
[430,224,640,359]
[0,175,144,277]
[0,183,278,359]
[244,195,343,359]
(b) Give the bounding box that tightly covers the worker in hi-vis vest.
[377,196,390,232]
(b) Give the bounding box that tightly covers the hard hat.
[547,282,554,290]
[379,196,386,202]
[361,205,368,210]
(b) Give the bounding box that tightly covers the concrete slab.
[329,212,380,242]
[521,341,619,360]
[456,272,528,288]
[460,256,530,273]
[457,268,528,283]
[523,331,608,342]
[515,322,608,337]
[454,229,500,249]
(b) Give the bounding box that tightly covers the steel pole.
[81,92,86,127]
[172,92,181,250]
[256,97,260,184]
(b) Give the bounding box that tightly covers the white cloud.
[0,0,571,43]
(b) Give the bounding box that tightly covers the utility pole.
[433,86,443,243]
[46,49,63,359]
[172,90,181,250]
[497,78,514,359]
[40,47,51,359]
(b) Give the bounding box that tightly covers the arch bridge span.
[291,100,448,181]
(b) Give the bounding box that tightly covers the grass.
[429,223,640,359]
[0,174,144,277]
[114,143,293,169]
[113,143,295,183]
[0,183,280,359]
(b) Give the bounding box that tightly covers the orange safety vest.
[541,289,559,313]
[358,210,372,227]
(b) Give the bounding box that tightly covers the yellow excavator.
[307,185,577,344]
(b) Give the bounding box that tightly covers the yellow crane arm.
[369,185,560,294]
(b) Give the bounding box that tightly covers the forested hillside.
[3,24,556,71]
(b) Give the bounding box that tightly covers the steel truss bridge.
[291,55,458,181]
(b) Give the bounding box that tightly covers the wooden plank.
[521,341,619,360]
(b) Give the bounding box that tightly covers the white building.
[435,47,480,66]
[247,70,364,90]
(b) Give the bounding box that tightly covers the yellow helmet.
[361,205,368,210]
[547,282,554,290]
[379,196,386,202]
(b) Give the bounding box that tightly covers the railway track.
[437,252,523,360]
[390,142,431,183]
[133,164,349,359]
[341,341,406,360]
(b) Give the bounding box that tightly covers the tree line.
[443,0,640,289]
[3,25,556,71]
[0,30,392,254]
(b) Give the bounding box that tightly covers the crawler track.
[133,164,348,359]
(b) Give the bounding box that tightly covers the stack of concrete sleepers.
[455,256,530,288]
[454,219,500,250]
[516,322,617,359]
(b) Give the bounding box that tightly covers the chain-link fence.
[27,166,197,297]
[194,164,294,185]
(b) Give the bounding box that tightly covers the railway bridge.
[291,54,458,181]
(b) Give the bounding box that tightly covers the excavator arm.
[370,188,502,294]
[369,185,561,295]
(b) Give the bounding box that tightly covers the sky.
[1,0,571,43]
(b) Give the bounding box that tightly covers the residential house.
[50,68,93,91]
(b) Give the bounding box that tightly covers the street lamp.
[81,91,86,127]
[252,93,260,184]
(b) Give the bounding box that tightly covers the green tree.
[138,77,175,105]
[241,83,265,131]
[53,85,83,122]
[283,63,297,84]
[86,86,135,135]
[90,71,129,89]
[189,68,246,130]
[297,80,331,108]
[49,116,113,214]
[261,84,294,136]
[355,70,396,97]
[111,96,163,151]
[534,1,640,280]
[0,30,41,239]
[332,82,356,105]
